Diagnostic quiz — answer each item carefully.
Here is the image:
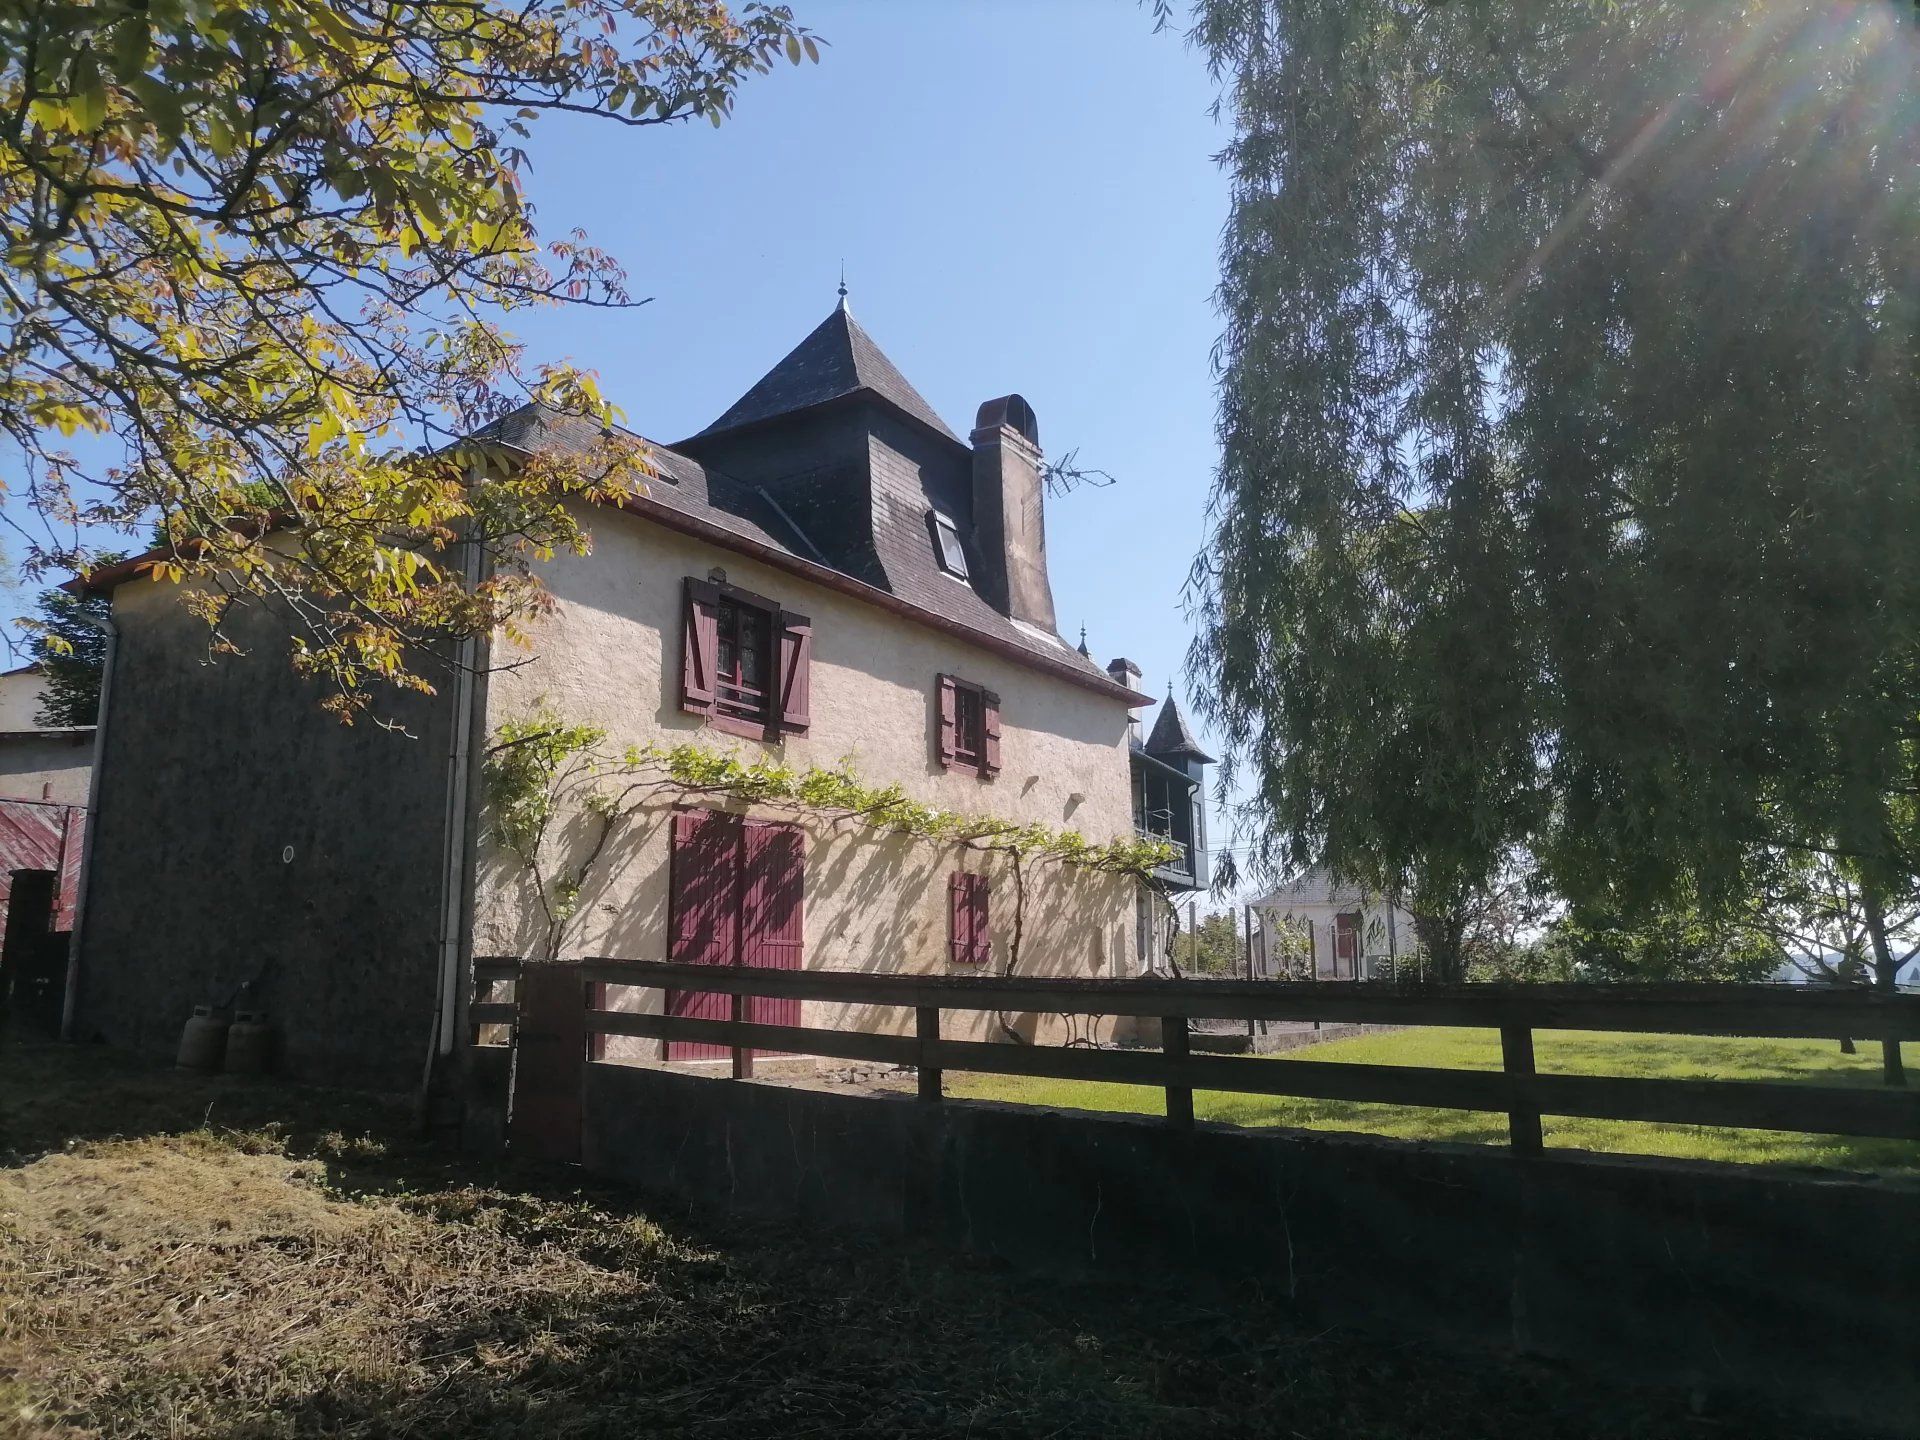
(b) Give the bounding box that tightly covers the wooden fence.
[469,957,522,1042]
[562,958,1920,1154]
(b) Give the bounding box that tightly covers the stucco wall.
[0,668,49,730]
[74,579,457,1089]
[0,732,93,805]
[472,504,1141,1044]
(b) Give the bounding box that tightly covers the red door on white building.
[665,809,804,1060]
[1333,911,1360,979]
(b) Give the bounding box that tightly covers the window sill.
[709,711,778,743]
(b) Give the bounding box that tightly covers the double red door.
[666,809,804,1059]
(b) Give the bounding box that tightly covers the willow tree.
[1191,0,1920,1023]
[0,0,813,718]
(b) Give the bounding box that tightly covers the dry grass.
[0,1038,1863,1439]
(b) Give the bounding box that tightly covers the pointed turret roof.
[694,302,958,443]
[1144,694,1215,763]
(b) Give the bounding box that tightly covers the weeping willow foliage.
[1191,0,1920,969]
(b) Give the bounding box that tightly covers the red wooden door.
[665,810,805,1060]
[1333,911,1360,978]
[741,820,804,1049]
[665,809,740,1060]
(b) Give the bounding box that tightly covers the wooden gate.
[664,810,805,1061]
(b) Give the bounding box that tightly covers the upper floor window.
[928,510,969,579]
[936,673,1001,778]
[715,595,772,723]
[953,683,984,768]
[681,576,811,740]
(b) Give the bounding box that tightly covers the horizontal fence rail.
[470,958,522,1039]
[577,959,1920,1040]
[558,957,1920,1154]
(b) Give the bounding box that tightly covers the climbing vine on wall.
[482,710,1178,970]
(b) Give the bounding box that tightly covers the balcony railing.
[1137,827,1193,876]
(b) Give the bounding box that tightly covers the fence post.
[587,979,606,1063]
[731,990,753,1080]
[507,961,584,1164]
[917,1006,942,1103]
[1163,1014,1194,1129]
[1500,1024,1543,1155]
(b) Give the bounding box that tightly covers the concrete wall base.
[583,1061,1920,1433]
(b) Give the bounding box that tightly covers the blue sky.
[504,2,1244,891]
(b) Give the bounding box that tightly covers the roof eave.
[604,489,1148,705]
[1148,743,1217,766]
[75,501,1150,706]
[674,386,969,459]
[1132,747,1197,784]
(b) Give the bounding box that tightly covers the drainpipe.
[432,536,483,1067]
[60,607,118,1041]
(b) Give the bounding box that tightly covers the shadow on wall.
[472,803,673,964]
[808,825,931,975]
[473,784,1134,1047]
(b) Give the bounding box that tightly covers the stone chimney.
[971,395,1056,630]
[1107,658,1144,742]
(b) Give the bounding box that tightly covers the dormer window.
[928,510,969,579]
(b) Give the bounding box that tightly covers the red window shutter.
[948,873,970,964]
[967,875,991,966]
[980,690,1002,776]
[936,674,957,768]
[950,873,990,966]
[681,578,720,716]
[777,609,812,735]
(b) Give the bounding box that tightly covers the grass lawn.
[0,1037,1857,1439]
[945,1029,1920,1173]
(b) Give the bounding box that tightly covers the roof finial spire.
[836,261,849,312]
[1076,625,1091,658]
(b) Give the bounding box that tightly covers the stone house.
[66,298,1210,1089]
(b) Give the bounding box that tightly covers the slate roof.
[1144,694,1214,762]
[83,306,1140,703]
[473,403,1128,694]
[695,303,960,443]
[473,404,817,560]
